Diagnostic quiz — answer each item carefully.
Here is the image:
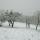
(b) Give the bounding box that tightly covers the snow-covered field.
[0,21,40,40]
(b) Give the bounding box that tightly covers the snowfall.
[0,21,40,40]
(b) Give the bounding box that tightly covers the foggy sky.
[0,0,40,16]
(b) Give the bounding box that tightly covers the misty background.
[0,0,40,40]
[0,0,40,16]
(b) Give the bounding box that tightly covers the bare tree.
[0,10,6,26]
[26,16,30,28]
[34,10,40,30]
[5,10,21,28]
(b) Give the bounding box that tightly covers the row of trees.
[0,10,40,30]
[26,10,40,30]
[26,16,39,30]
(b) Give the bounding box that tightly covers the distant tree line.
[26,10,40,30]
[0,10,40,30]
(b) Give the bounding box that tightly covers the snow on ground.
[2,21,40,29]
[0,28,40,40]
[2,21,26,28]
[0,21,40,40]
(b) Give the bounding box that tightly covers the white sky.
[0,0,40,16]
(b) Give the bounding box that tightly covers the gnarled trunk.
[36,24,38,30]
[12,21,14,28]
[9,23,10,26]
[12,23,13,28]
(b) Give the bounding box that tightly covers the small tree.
[26,16,30,28]
[34,10,40,30]
[5,10,21,28]
[10,12,21,28]
[36,16,39,30]
[0,11,6,26]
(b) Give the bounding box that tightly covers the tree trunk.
[12,23,13,28]
[36,26,37,30]
[9,23,10,26]
[26,22,27,28]
[12,21,14,28]
[28,23,30,28]
[26,18,27,28]
[36,24,38,30]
